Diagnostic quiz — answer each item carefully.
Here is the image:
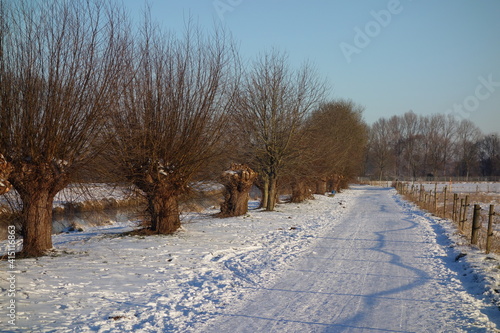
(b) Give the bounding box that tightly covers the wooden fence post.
[434,188,438,213]
[471,204,481,245]
[452,193,458,222]
[486,205,495,254]
[462,195,470,230]
[443,186,447,218]
[459,198,464,230]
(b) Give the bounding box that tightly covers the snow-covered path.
[200,186,499,332]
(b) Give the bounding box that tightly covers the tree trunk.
[148,194,181,234]
[221,189,250,217]
[331,174,346,193]
[220,164,257,217]
[327,176,335,192]
[266,175,278,211]
[314,178,327,195]
[21,189,54,257]
[338,175,348,191]
[260,176,269,209]
[291,180,310,203]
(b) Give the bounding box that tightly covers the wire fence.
[394,181,499,254]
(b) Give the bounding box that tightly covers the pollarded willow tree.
[0,0,126,256]
[109,20,239,234]
[235,50,327,211]
[219,163,257,217]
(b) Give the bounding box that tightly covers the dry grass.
[459,193,500,206]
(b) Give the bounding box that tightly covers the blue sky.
[120,0,500,134]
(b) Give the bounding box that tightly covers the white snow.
[1,185,500,332]
[407,181,500,194]
[53,184,136,209]
[0,184,134,213]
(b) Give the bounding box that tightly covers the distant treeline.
[364,111,499,180]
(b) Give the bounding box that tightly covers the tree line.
[0,0,367,257]
[365,111,500,181]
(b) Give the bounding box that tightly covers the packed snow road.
[200,186,500,332]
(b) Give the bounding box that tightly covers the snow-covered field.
[1,186,500,332]
[410,181,500,194]
[0,182,222,239]
[0,184,137,239]
[401,181,500,233]
[0,184,134,212]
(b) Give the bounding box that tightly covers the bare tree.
[302,100,367,194]
[455,120,482,179]
[385,115,404,178]
[0,0,126,256]
[368,118,394,181]
[365,112,491,180]
[280,100,368,203]
[421,114,458,177]
[235,50,326,210]
[440,115,459,177]
[108,19,238,233]
[479,133,500,177]
[400,111,423,179]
